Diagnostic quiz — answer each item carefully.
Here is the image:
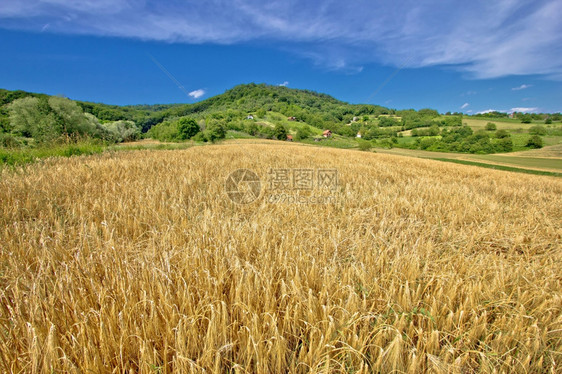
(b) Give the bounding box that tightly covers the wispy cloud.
[512,84,532,91]
[1,0,561,78]
[477,107,539,114]
[279,81,289,87]
[461,103,469,109]
[476,109,503,114]
[188,89,205,99]
[511,107,538,113]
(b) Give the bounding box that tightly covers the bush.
[526,135,543,148]
[495,129,510,139]
[0,133,23,148]
[544,118,552,124]
[485,122,497,131]
[295,126,311,141]
[495,137,513,152]
[146,120,179,142]
[206,121,226,142]
[273,124,287,141]
[177,117,200,140]
[103,120,141,142]
[357,139,372,151]
[529,125,547,135]
[520,114,532,124]
[192,132,208,142]
[245,122,259,136]
[378,138,394,149]
[428,124,440,136]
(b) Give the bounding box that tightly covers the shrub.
[378,138,394,149]
[177,117,200,140]
[357,139,372,151]
[295,126,311,141]
[485,122,497,131]
[192,132,208,142]
[0,133,23,148]
[529,125,547,135]
[273,124,287,141]
[206,121,226,142]
[495,137,513,152]
[526,135,543,148]
[520,114,532,124]
[495,129,510,139]
[245,122,259,136]
[428,124,440,136]
[103,120,141,142]
[146,120,179,142]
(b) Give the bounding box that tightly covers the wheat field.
[1,142,561,373]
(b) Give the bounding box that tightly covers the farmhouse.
[286,135,293,141]
[356,132,362,138]
[288,116,297,121]
[246,115,254,120]
[323,130,332,138]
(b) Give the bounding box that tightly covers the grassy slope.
[377,145,562,173]
[469,154,562,170]
[389,118,562,172]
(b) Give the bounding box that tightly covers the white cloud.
[476,109,505,114]
[461,103,469,109]
[188,89,205,99]
[476,107,539,114]
[512,84,532,91]
[510,107,538,113]
[279,81,289,87]
[1,0,561,78]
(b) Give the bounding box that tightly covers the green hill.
[2,83,559,155]
[1,84,394,136]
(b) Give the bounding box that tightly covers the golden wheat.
[1,141,561,373]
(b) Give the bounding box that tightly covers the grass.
[1,142,561,373]
[462,118,550,129]
[0,141,105,168]
[432,158,562,177]
[257,112,325,136]
[300,135,359,149]
[470,154,562,171]
[0,139,203,169]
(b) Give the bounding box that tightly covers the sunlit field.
[1,142,561,373]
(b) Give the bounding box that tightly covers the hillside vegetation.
[1,85,561,163]
[1,142,560,372]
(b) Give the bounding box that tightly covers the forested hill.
[1,84,395,133]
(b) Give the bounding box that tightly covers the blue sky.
[0,0,561,114]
